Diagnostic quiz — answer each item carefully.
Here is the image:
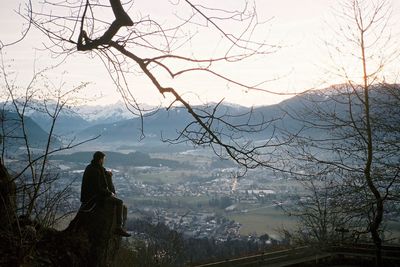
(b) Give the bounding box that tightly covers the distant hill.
[51,151,185,169]
[0,111,62,149]
[78,107,194,144]
[29,109,90,136]
[1,100,142,136]
[253,84,399,136]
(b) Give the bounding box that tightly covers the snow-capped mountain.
[75,101,155,124]
[0,99,146,135]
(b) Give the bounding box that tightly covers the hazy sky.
[1,0,399,107]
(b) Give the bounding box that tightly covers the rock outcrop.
[65,199,126,267]
[0,158,125,267]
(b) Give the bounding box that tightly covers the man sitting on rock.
[81,151,131,237]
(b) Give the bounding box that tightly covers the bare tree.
[0,50,99,226]
[280,1,400,265]
[21,0,296,171]
[279,171,358,246]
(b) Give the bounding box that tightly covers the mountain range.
[0,110,62,151]
[1,84,398,153]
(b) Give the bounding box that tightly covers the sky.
[1,0,399,107]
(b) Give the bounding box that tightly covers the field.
[125,195,212,207]
[132,169,212,184]
[228,205,400,242]
[227,204,297,239]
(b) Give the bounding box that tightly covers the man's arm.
[105,170,116,194]
[97,169,113,197]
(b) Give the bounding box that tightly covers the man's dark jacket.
[80,161,115,203]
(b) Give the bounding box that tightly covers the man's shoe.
[114,227,131,237]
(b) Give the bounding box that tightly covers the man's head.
[93,151,106,165]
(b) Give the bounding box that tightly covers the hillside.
[0,110,62,149]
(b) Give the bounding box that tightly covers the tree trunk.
[370,199,384,267]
